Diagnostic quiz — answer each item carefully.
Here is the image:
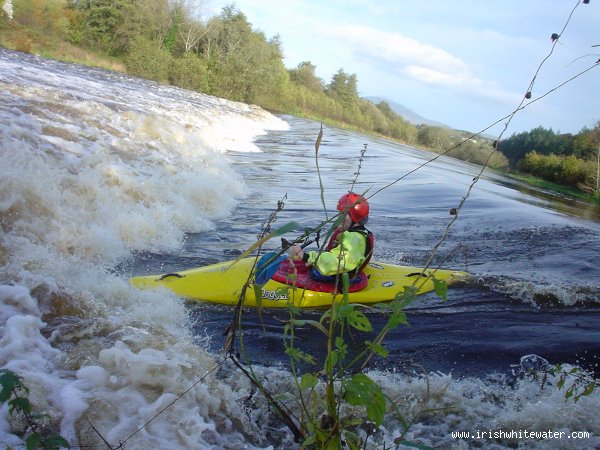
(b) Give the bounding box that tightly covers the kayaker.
[288,192,374,283]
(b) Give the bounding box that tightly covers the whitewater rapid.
[1,49,598,449]
[0,49,292,448]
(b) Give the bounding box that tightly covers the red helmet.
[337,192,369,222]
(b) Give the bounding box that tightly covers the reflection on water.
[488,173,600,221]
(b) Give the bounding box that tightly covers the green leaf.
[394,286,418,306]
[288,304,301,317]
[285,346,316,365]
[341,429,361,449]
[300,373,319,390]
[302,433,316,447]
[347,310,373,332]
[366,341,389,358]
[565,386,574,399]
[9,397,31,414]
[332,297,353,322]
[432,277,448,301]
[578,382,596,399]
[26,433,42,450]
[335,336,348,361]
[388,310,408,330]
[0,386,12,403]
[0,370,24,402]
[335,336,347,352]
[343,374,386,426]
[42,435,71,449]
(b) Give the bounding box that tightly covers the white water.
[1,50,598,449]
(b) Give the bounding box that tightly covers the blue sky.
[208,0,599,136]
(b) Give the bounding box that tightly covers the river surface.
[1,48,599,449]
[166,115,600,379]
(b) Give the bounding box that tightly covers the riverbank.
[1,25,597,208]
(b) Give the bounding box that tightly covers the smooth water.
[1,48,599,449]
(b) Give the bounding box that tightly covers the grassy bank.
[0,17,126,72]
[510,173,600,205]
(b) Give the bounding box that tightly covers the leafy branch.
[541,364,599,401]
[0,369,70,450]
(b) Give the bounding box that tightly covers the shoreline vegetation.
[1,0,598,205]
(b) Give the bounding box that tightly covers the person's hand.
[288,244,304,260]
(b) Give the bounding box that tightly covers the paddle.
[254,239,313,286]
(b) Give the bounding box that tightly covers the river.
[1,48,599,449]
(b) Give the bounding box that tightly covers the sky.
[206,0,599,136]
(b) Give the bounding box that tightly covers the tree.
[169,0,208,54]
[326,68,359,108]
[417,126,451,151]
[200,6,289,105]
[67,0,171,55]
[359,99,388,134]
[169,52,208,91]
[67,0,128,54]
[126,35,171,82]
[289,61,324,93]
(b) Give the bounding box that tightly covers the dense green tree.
[572,122,600,159]
[375,101,395,119]
[67,0,128,54]
[359,99,388,134]
[169,52,208,91]
[326,68,359,109]
[67,0,171,55]
[289,61,323,93]
[199,6,289,105]
[417,126,451,151]
[500,126,574,166]
[126,35,171,82]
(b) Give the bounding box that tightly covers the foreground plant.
[0,368,70,450]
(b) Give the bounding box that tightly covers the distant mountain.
[365,96,450,128]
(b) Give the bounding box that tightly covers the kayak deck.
[129,257,468,308]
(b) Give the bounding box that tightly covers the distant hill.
[365,96,450,128]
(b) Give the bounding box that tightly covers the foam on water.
[1,50,598,449]
[0,49,289,448]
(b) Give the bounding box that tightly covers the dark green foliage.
[326,68,359,108]
[200,7,290,106]
[126,35,171,82]
[501,126,573,165]
[520,151,589,187]
[68,0,131,54]
[169,52,208,92]
[289,61,324,93]
[496,122,600,192]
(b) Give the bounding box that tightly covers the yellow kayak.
[129,257,468,308]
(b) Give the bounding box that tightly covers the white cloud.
[322,24,521,105]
